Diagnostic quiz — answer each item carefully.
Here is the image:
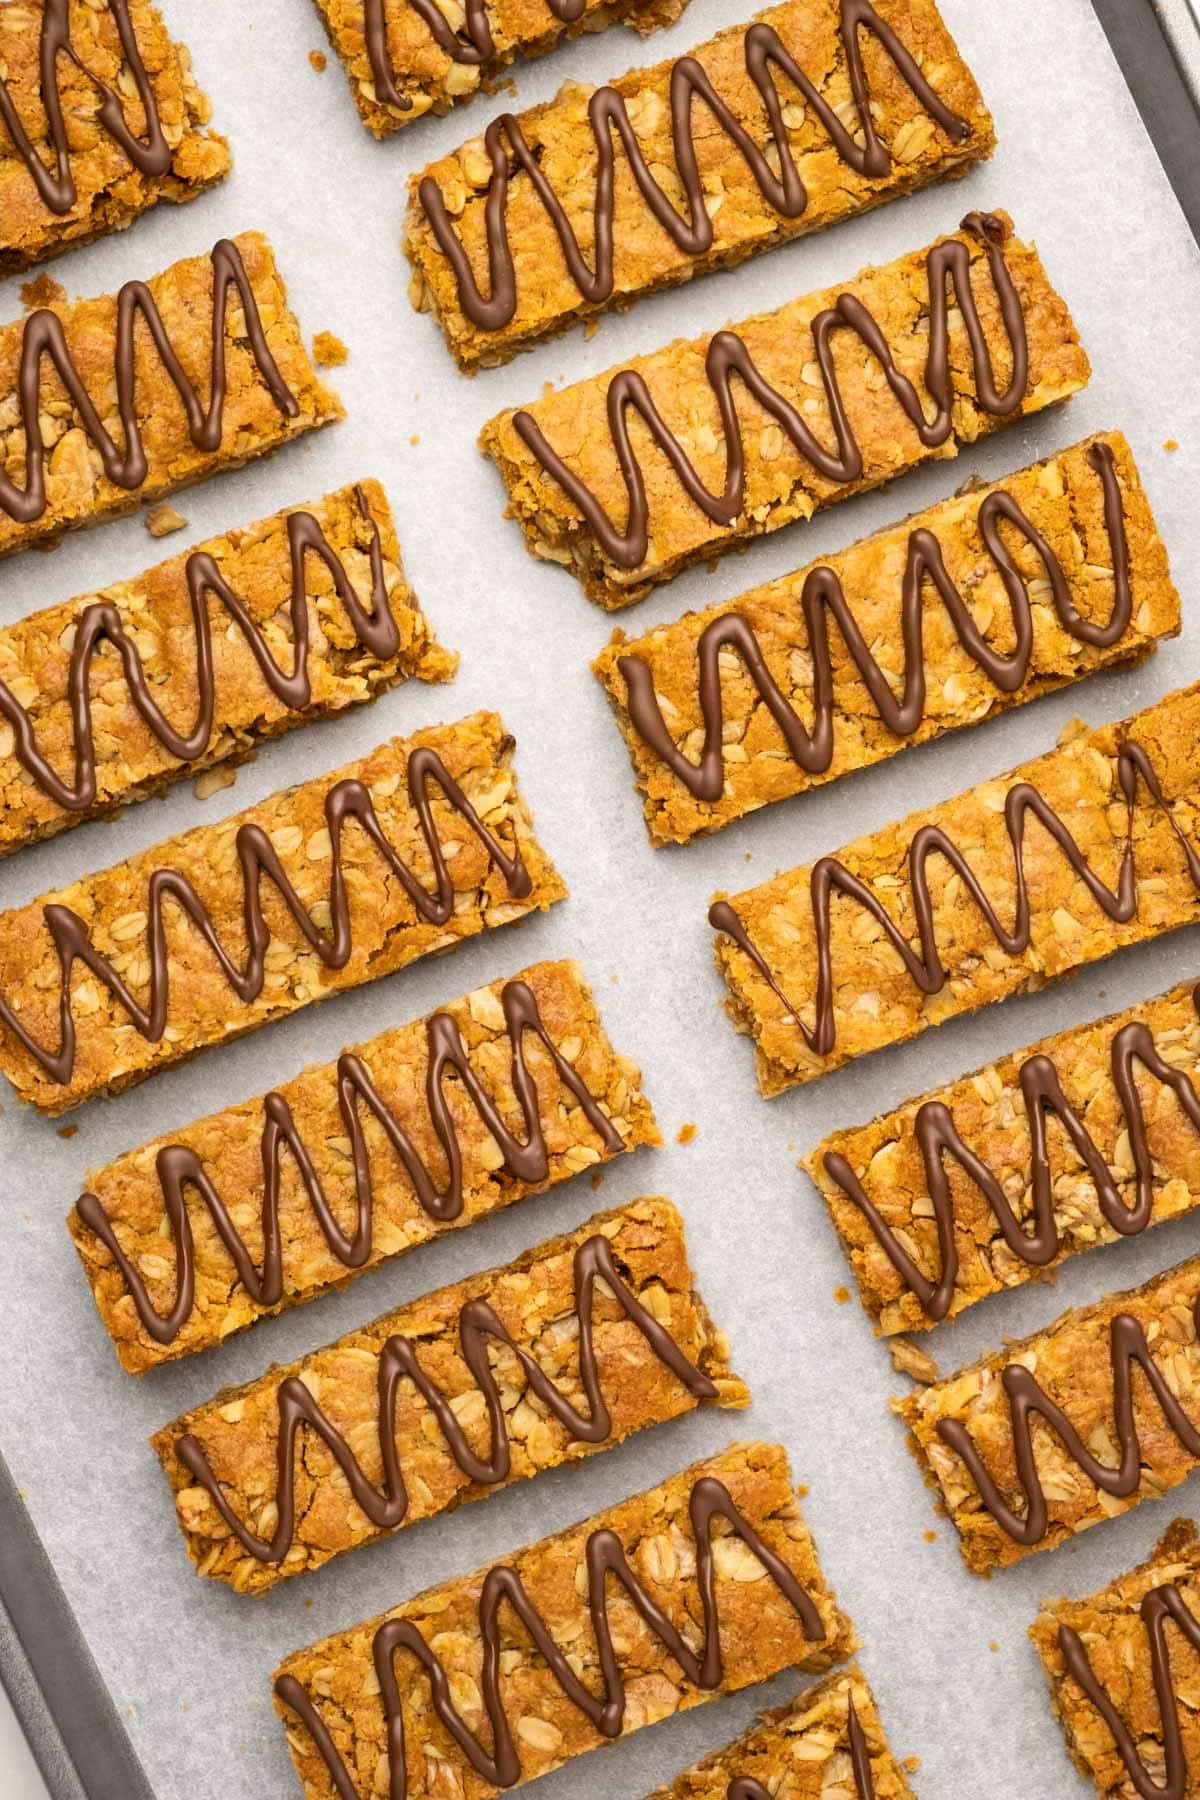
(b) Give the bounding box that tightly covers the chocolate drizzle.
[710,734,1200,1061]
[0,0,170,216]
[621,441,1131,800]
[173,1230,718,1564]
[511,211,1027,571]
[365,0,585,110]
[0,238,298,528]
[2,746,532,1091]
[936,1295,1200,1546]
[274,1472,824,1797]
[728,1696,875,1798]
[1,488,399,815]
[824,985,1200,1321]
[1058,1582,1200,1800]
[418,0,971,330]
[74,978,620,1347]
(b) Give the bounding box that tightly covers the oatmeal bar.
[0,480,456,857]
[897,1252,1200,1574]
[407,0,994,369]
[72,958,657,1372]
[0,232,342,558]
[0,712,563,1114]
[481,211,1088,608]
[315,0,687,139]
[645,1663,916,1799]
[153,1197,747,1594]
[596,433,1177,845]
[1031,1517,1200,1797]
[807,975,1200,1337]
[0,1,230,273]
[711,680,1200,1096]
[273,1442,855,1799]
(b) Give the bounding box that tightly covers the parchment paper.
[3,0,1200,1792]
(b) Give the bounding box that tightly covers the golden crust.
[0,0,230,272]
[406,0,995,367]
[152,1197,748,1594]
[274,1442,856,1799]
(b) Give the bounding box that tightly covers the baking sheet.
[3,0,1200,1792]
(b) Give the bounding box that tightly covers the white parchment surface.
[4,0,1200,1793]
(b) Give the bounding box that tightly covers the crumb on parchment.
[313,330,348,367]
[144,503,188,539]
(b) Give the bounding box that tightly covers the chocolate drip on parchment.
[173,1230,718,1563]
[936,1295,1200,1546]
[710,735,1200,1062]
[274,1472,825,1797]
[418,0,972,329]
[511,211,1027,571]
[74,978,622,1347]
[365,0,585,110]
[728,1695,876,1798]
[0,238,298,528]
[621,440,1131,802]
[1,746,532,1091]
[824,984,1200,1322]
[1059,1581,1200,1800]
[1,488,399,815]
[0,0,170,215]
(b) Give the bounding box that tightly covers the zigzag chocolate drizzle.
[0,238,298,528]
[1059,1581,1200,1800]
[710,736,1200,1061]
[74,978,622,1347]
[512,210,1027,570]
[728,1697,875,1798]
[621,440,1130,801]
[366,0,585,106]
[823,984,1200,1322]
[0,0,170,216]
[418,0,972,329]
[1,487,399,815]
[274,1472,825,1797]
[936,1294,1200,1546]
[1,746,532,1090]
[173,1229,718,1563]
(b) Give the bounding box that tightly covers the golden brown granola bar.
[0,479,456,857]
[153,1197,747,1594]
[0,711,563,1114]
[0,1,230,273]
[273,1442,855,1799]
[1031,1517,1200,1798]
[596,432,1177,844]
[71,958,657,1371]
[897,1254,1200,1574]
[481,211,1088,607]
[0,231,342,558]
[711,680,1200,1095]
[645,1663,916,1799]
[807,975,1200,1337]
[407,0,994,369]
[314,0,687,139]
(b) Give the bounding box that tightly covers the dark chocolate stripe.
[711,736,1200,1062]
[1059,1582,1200,1800]
[511,211,1027,571]
[0,0,170,216]
[418,0,972,329]
[365,0,585,106]
[0,239,298,528]
[1,487,398,814]
[274,1473,825,1795]
[620,441,1130,801]
[936,1296,1200,1546]
[728,1695,875,1797]
[0,746,531,1090]
[172,1229,718,1563]
[74,978,622,1347]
